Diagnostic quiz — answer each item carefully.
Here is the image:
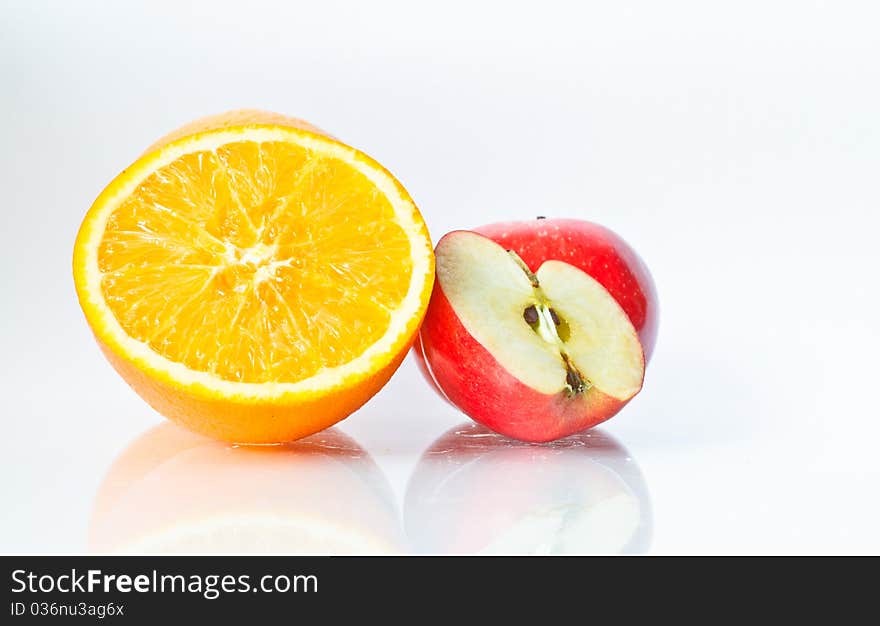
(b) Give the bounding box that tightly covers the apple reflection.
[404,423,652,554]
[89,423,404,554]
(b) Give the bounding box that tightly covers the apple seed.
[523,305,539,325]
[562,353,590,395]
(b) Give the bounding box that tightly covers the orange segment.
[98,142,412,383]
[73,111,434,443]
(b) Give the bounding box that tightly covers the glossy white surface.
[1,0,879,554]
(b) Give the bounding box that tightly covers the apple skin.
[414,219,656,442]
[475,218,658,361]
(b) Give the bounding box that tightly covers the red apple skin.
[474,218,658,362]
[415,258,640,442]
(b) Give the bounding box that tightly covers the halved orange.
[73,110,434,443]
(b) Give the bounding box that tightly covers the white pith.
[75,127,432,400]
[436,231,644,399]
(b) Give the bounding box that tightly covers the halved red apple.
[416,229,646,442]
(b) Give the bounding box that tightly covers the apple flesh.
[475,218,658,361]
[415,222,653,442]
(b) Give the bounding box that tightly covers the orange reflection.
[89,423,405,554]
[404,423,652,554]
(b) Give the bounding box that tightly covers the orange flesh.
[97,141,413,384]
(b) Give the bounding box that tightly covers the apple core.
[510,250,590,396]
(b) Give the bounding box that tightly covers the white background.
[2,0,879,554]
